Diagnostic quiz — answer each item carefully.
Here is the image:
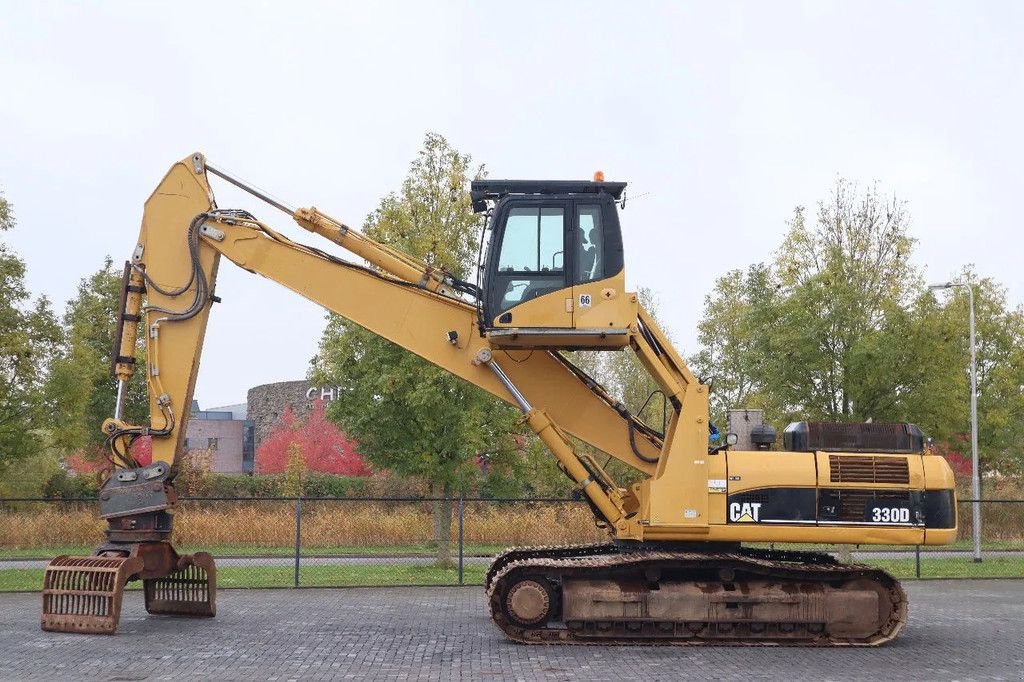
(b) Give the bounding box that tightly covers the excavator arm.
[42,153,671,634]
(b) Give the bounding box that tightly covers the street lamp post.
[929,281,981,563]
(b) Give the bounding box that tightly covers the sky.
[1,1,1022,408]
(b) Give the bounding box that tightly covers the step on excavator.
[41,154,957,643]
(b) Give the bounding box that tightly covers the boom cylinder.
[292,207,451,295]
[478,351,623,526]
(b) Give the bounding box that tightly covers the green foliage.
[281,442,307,497]
[479,436,571,498]
[313,133,525,497]
[566,288,666,415]
[174,448,213,496]
[316,321,524,493]
[164,471,371,498]
[691,179,1024,474]
[0,191,62,477]
[46,258,148,453]
[934,273,1024,476]
[770,181,918,420]
[312,133,532,564]
[0,190,14,232]
[690,264,775,424]
[361,132,483,279]
[23,470,430,500]
[297,473,373,497]
[0,449,64,498]
[40,469,102,499]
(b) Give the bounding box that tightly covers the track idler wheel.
[504,576,557,626]
[41,555,144,635]
[144,552,217,617]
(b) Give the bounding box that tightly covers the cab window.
[576,204,603,282]
[499,207,564,273]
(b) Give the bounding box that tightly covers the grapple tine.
[143,552,217,617]
[41,555,143,635]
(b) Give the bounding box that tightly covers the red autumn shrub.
[66,435,153,476]
[255,401,370,476]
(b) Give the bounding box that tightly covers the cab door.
[486,201,572,327]
[570,200,629,331]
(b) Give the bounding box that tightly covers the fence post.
[915,545,921,578]
[294,497,302,588]
[458,494,465,585]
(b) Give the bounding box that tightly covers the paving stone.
[1,581,1021,680]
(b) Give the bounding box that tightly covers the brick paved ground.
[1,581,1021,681]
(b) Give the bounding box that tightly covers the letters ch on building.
[306,386,343,401]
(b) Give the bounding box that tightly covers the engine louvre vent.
[829,455,910,485]
[819,488,913,522]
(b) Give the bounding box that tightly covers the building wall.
[247,380,343,448]
[185,418,245,473]
[248,381,310,448]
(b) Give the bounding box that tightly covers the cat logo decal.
[729,502,762,523]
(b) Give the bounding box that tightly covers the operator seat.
[577,226,597,280]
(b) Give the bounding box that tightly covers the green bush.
[40,472,101,499]
[193,473,372,498]
[29,469,567,501]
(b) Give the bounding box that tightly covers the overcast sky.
[2,1,1021,408]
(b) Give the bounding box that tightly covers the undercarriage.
[486,544,907,646]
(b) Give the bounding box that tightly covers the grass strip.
[1,563,489,592]
[4,558,1023,592]
[0,543,512,561]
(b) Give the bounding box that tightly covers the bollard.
[915,545,921,578]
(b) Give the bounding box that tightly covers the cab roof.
[470,179,627,204]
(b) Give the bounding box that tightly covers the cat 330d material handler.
[41,154,957,644]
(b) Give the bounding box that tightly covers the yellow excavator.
[41,154,957,644]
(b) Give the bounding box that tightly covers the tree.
[46,258,149,461]
[281,442,308,498]
[767,180,919,420]
[255,401,370,477]
[930,272,1024,477]
[690,264,777,423]
[693,179,929,423]
[0,189,61,482]
[312,133,524,566]
[691,179,1024,478]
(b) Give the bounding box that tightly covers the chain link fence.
[1,496,1021,591]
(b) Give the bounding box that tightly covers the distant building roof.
[209,403,247,421]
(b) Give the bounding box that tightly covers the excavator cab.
[472,179,638,349]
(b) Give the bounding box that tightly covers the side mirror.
[726,433,739,447]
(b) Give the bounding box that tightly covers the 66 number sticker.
[868,505,911,524]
